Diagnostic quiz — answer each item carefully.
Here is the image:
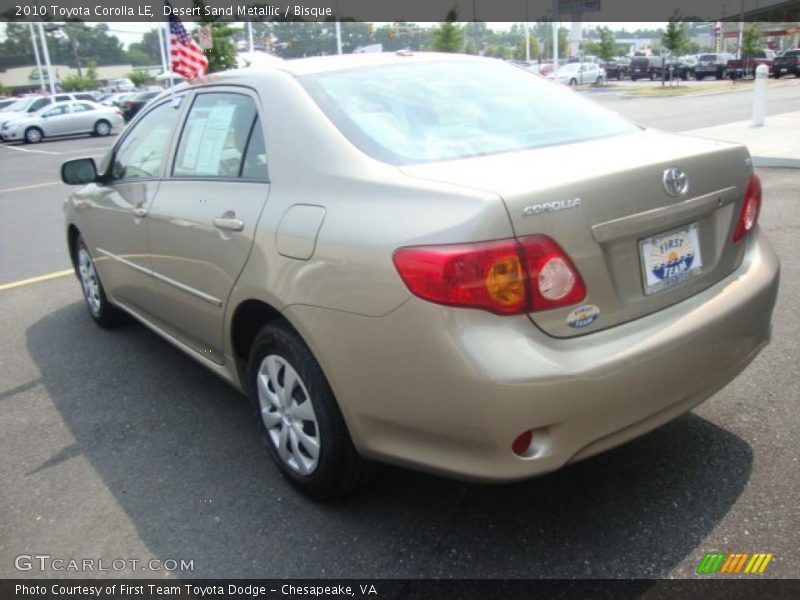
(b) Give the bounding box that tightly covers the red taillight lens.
[733,173,762,243]
[392,236,585,315]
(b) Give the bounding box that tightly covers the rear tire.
[248,323,373,501]
[695,74,703,81]
[93,120,111,137]
[74,236,126,328]
[24,127,43,144]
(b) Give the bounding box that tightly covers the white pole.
[553,19,559,67]
[36,22,56,95]
[335,21,342,55]
[752,63,768,126]
[164,20,176,99]
[248,21,254,53]
[157,26,168,74]
[28,23,45,92]
[525,22,530,61]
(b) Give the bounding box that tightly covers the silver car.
[549,62,606,86]
[61,53,779,499]
[2,100,123,143]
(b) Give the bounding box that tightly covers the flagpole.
[163,19,178,107]
[157,26,168,75]
[28,23,45,93]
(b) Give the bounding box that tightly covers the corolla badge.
[522,197,581,216]
[663,167,689,198]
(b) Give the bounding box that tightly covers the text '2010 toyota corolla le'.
[61,53,779,500]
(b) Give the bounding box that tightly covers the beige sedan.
[61,53,779,499]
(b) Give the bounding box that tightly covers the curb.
[612,79,799,99]
[752,156,800,169]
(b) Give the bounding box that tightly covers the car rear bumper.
[285,231,779,482]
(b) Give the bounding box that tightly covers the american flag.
[166,1,208,79]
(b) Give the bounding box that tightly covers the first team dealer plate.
[640,222,703,295]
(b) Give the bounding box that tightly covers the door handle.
[133,207,147,218]
[213,217,244,232]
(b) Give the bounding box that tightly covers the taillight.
[392,236,585,315]
[732,173,762,242]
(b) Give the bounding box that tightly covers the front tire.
[569,78,577,86]
[24,127,43,144]
[74,236,126,328]
[248,323,373,500]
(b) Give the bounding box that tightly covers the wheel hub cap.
[257,354,320,475]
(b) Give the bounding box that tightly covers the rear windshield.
[784,50,800,57]
[300,61,638,164]
[699,54,718,61]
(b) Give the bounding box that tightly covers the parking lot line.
[0,144,61,155]
[0,269,73,291]
[0,181,62,195]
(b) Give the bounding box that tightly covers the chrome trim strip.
[591,186,737,244]
[95,247,222,307]
[150,270,222,307]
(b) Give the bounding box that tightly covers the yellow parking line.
[0,181,62,194]
[0,269,74,291]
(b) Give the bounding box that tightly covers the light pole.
[36,22,56,94]
[28,23,45,93]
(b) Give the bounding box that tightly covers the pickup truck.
[773,49,800,77]
[725,50,775,79]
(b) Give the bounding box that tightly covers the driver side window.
[110,102,178,181]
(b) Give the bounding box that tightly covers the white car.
[101,78,136,93]
[548,62,606,86]
[0,93,98,131]
[1,100,124,143]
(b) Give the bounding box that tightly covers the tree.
[543,27,569,58]
[127,29,163,67]
[127,69,150,87]
[194,0,239,72]
[429,9,463,53]
[742,24,761,57]
[595,27,616,60]
[662,14,689,55]
[59,61,98,91]
[515,37,541,61]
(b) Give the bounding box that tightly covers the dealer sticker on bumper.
[640,223,703,295]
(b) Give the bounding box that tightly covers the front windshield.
[301,60,638,164]
[3,98,35,112]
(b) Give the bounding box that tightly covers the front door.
[87,98,185,316]
[145,90,270,362]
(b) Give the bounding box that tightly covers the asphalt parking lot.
[1,128,798,579]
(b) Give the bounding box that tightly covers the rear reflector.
[393,236,585,315]
[733,173,762,243]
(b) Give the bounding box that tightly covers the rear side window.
[109,102,179,180]
[42,105,68,117]
[173,93,260,179]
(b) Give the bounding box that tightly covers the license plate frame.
[640,223,703,295]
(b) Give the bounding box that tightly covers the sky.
[1,22,668,49]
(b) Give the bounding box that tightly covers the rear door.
[144,88,270,362]
[65,102,95,134]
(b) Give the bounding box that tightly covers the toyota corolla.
[61,53,779,499]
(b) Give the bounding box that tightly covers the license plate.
[640,223,703,295]
[780,68,787,73]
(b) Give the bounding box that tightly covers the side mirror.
[62,158,98,185]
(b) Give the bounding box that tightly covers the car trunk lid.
[400,129,752,337]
